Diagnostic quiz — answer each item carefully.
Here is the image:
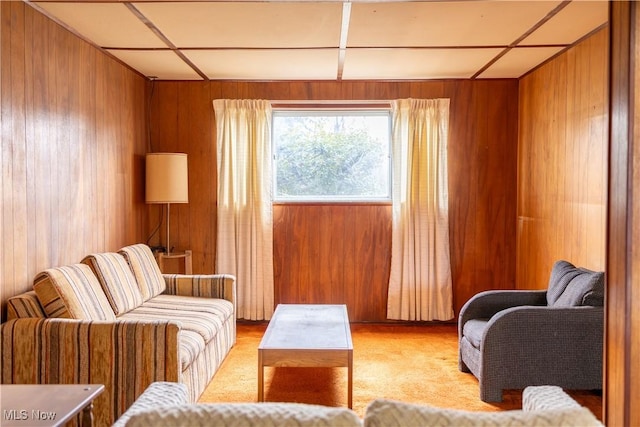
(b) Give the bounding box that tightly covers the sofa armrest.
[113,382,189,427]
[1,318,181,427]
[458,290,547,339]
[163,274,236,311]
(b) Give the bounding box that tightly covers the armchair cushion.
[82,252,144,315]
[547,261,604,307]
[462,318,489,349]
[33,264,116,320]
[119,244,166,301]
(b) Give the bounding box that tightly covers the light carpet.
[199,323,602,421]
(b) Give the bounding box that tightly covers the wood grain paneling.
[273,204,392,321]
[149,80,519,321]
[606,2,640,425]
[517,28,608,289]
[0,2,147,320]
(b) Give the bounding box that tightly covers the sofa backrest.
[82,252,144,315]
[118,244,166,301]
[546,260,605,307]
[6,291,46,319]
[33,264,116,320]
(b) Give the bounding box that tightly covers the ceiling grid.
[30,0,609,81]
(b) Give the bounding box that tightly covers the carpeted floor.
[199,322,602,421]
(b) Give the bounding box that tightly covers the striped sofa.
[1,244,236,427]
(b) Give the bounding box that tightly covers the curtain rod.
[271,100,391,109]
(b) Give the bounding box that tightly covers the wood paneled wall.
[606,2,640,425]
[149,80,518,321]
[0,2,148,320]
[516,28,609,289]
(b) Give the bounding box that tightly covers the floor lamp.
[146,153,189,255]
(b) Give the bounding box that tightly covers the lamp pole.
[166,203,171,255]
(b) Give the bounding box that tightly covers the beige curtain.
[213,99,274,321]
[387,98,454,321]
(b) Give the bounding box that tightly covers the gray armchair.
[458,260,604,402]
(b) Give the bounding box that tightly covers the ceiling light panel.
[183,49,339,80]
[34,2,166,48]
[107,50,203,80]
[520,0,608,46]
[342,48,504,80]
[348,1,563,48]
[133,2,342,48]
[478,46,565,79]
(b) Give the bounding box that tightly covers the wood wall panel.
[517,28,608,289]
[0,2,147,320]
[606,2,640,425]
[149,79,519,321]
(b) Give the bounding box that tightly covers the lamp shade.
[146,153,189,204]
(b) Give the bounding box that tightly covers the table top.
[1,384,104,427]
[259,304,352,351]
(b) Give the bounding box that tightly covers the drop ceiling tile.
[183,49,339,80]
[342,48,503,80]
[34,2,166,48]
[134,2,342,48]
[107,50,203,80]
[348,1,562,48]
[520,0,608,46]
[478,46,565,79]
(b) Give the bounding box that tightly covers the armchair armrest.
[1,318,181,427]
[522,385,582,412]
[112,382,189,427]
[485,305,604,346]
[458,290,547,338]
[163,274,236,313]
[483,305,604,379]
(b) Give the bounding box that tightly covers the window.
[273,109,391,202]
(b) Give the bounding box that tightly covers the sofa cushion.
[120,295,233,344]
[82,252,144,315]
[119,244,166,301]
[547,260,604,307]
[363,399,602,427]
[33,264,116,320]
[462,318,489,349]
[179,329,206,371]
[7,291,46,319]
[125,402,363,427]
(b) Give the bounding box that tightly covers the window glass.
[273,110,391,202]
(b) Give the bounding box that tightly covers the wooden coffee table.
[258,304,353,408]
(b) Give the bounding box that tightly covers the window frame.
[271,104,393,204]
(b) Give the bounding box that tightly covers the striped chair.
[1,244,236,427]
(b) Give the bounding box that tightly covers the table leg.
[348,350,353,409]
[81,402,94,427]
[258,350,264,402]
[184,250,193,274]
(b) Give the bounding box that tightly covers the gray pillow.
[547,260,604,307]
